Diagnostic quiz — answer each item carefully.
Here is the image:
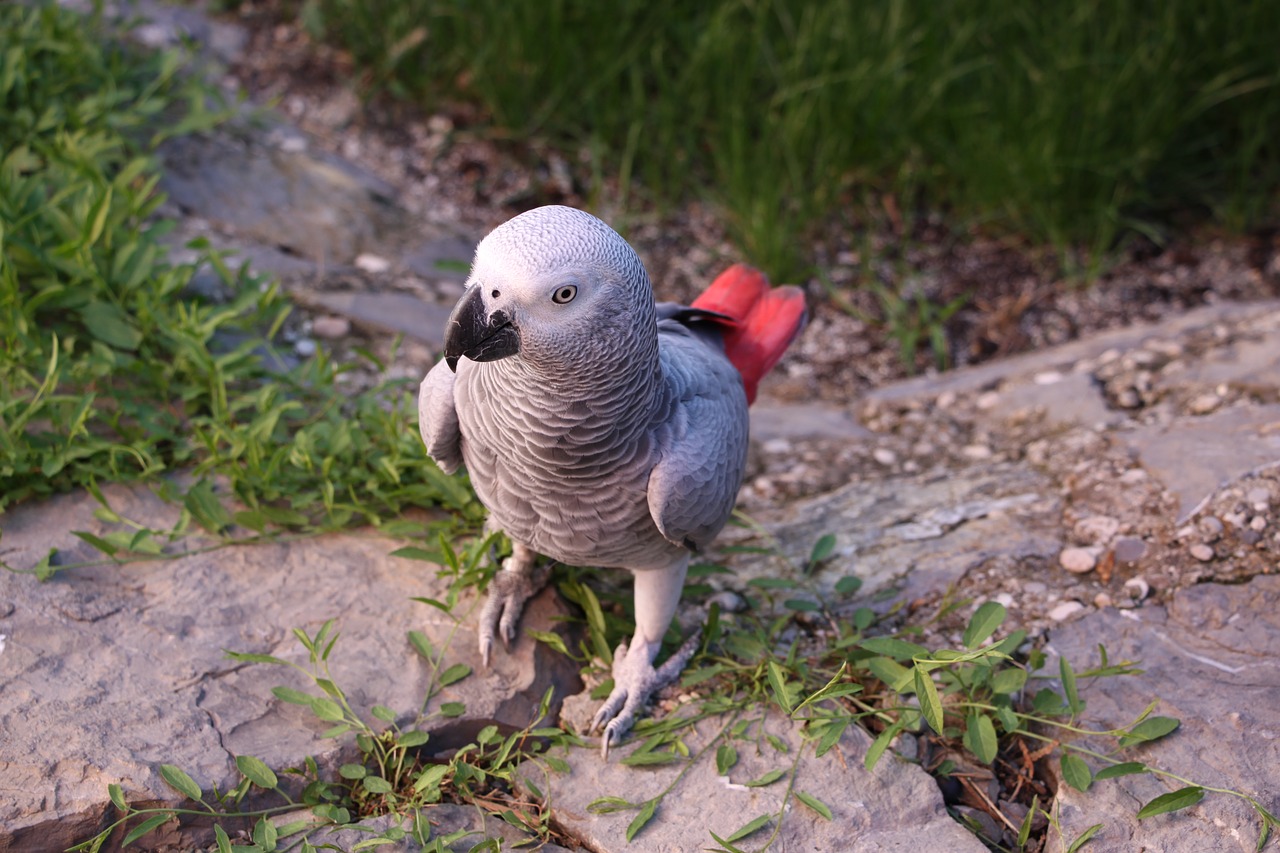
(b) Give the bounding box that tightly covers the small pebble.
[311,315,351,339]
[1223,511,1247,529]
[1048,601,1086,622]
[1113,537,1147,563]
[1123,577,1150,601]
[1189,543,1215,562]
[1059,547,1098,574]
[961,444,993,460]
[1023,581,1048,596]
[935,391,957,409]
[1197,516,1224,541]
[994,592,1014,608]
[354,253,391,274]
[1033,370,1063,385]
[1074,515,1120,545]
[1094,592,1113,608]
[1250,516,1267,532]
[761,438,792,454]
[706,591,745,613]
[976,391,1001,410]
[1247,487,1271,510]
[873,448,898,466]
[294,338,317,358]
[1187,393,1222,415]
[1119,468,1148,484]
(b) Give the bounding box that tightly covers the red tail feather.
[691,263,807,404]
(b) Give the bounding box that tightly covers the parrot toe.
[592,631,702,759]
[476,555,551,668]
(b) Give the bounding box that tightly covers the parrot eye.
[552,284,578,304]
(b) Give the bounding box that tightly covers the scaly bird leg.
[591,556,699,758]
[478,542,550,667]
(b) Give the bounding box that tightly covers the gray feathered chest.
[450,318,747,572]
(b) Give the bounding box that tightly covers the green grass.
[0,1,479,536]
[300,0,1280,277]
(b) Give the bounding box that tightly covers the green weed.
[294,0,1279,277]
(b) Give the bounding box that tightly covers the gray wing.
[418,359,464,474]
[646,320,749,552]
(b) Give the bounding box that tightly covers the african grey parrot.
[417,205,806,754]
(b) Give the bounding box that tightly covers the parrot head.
[443,206,656,372]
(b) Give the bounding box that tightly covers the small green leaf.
[796,790,834,820]
[79,300,142,351]
[122,813,172,845]
[806,533,837,572]
[1137,786,1204,819]
[626,799,658,842]
[339,764,367,779]
[965,712,998,765]
[528,629,569,655]
[866,657,913,692]
[159,764,203,801]
[725,813,772,842]
[414,764,449,793]
[398,730,430,748]
[716,744,738,775]
[236,755,278,789]
[371,704,396,722]
[1032,688,1065,714]
[783,598,819,612]
[362,776,394,795]
[1060,753,1093,792]
[1120,716,1180,747]
[914,668,944,733]
[990,667,1027,694]
[439,702,466,717]
[1017,795,1039,847]
[407,630,434,660]
[963,601,1006,649]
[815,717,850,757]
[390,546,438,562]
[1061,657,1083,715]
[310,697,345,722]
[859,636,929,660]
[108,783,127,811]
[183,479,232,534]
[253,815,278,850]
[1095,761,1147,780]
[1065,823,1102,853]
[620,750,683,766]
[438,663,471,686]
[864,720,903,770]
[835,575,862,595]
[767,660,793,714]
[272,686,313,705]
[214,824,233,853]
[745,768,786,787]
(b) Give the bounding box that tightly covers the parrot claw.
[477,553,550,668]
[592,631,702,759]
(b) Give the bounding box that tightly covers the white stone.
[962,444,994,460]
[1123,577,1150,601]
[1189,543,1215,562]
[1048,601,1086,622]
[873,448,898,466]
[1073,515,1120,545]
[1059,547,1098,574]
[355,252,392,273]
[311,315,351,339]
[294,338,317,358]
[1250,516,1267,532]
[976,391,1001,410]
[1033,370,1063,385]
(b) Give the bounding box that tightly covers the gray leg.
[478,542,549,667]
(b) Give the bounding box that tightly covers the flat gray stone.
[159,133,401,265]
[866,300,1278,406]
[750,401,875,443]
[1048,576,1280,852]
[303,291,456,348]
[519,711,986,853]
[0,485,578,851]
[285,807,571,852]
[1127,404,1280,522]
[723,462,1061,601]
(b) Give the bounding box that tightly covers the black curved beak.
[443,284,520,371]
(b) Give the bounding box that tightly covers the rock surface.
[0,485,578,852]
[1049,576,1280,852]
[519,712,987,853]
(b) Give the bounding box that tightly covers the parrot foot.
[478,552,551,668]
[592,630,702,759]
